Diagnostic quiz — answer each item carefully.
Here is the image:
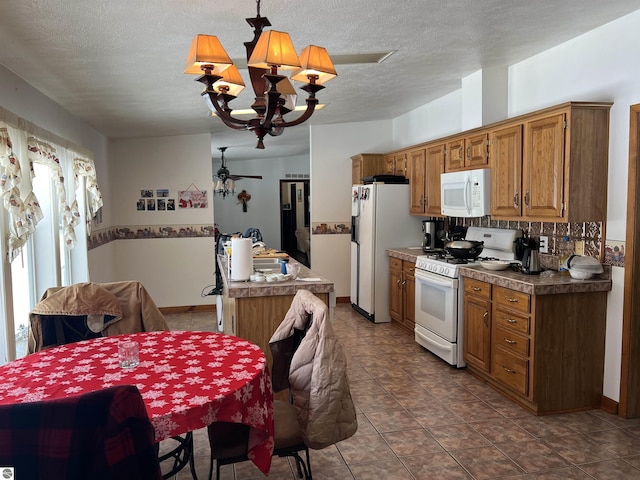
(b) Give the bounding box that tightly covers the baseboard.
[600,395,619,415]
[159,305,215,314]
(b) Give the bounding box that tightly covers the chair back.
[269,290,357,450]
[28,281,169,353]
[0,385,162,480]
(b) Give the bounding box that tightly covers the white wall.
[107,134,216,308]
[309,120,393,297]
[213,155,309,247]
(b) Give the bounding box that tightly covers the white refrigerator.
[350,183,423,323]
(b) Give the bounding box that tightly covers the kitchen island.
[217,255,334,371]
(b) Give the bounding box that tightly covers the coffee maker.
[422,219,445,252]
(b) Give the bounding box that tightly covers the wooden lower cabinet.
[463,278,492,371]
[389,257,416,334]
[462,277,607,414]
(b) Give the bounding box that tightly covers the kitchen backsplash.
[453,217,603,268]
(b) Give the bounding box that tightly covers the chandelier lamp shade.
[184,0,337,149]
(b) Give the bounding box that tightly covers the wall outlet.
[539,236,549,253]
[575,240,585,256]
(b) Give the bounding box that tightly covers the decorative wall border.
[311,221,351,235]
[88,224,215,250]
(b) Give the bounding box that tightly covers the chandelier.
[184,0,337,149]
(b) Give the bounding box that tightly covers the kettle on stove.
[521,239,541,275]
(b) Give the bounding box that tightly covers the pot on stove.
[444,240,484,260]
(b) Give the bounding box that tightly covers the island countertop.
[217,255,334,298]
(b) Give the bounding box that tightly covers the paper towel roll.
[231,238,252,281]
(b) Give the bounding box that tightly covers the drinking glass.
[118,340,139,368]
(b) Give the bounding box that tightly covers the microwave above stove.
[440,168,490,218]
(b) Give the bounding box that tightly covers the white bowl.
[569,269,594,280]
[480,260,511,271]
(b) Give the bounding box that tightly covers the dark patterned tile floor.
[162,304,640,480]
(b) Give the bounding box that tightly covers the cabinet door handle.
[504,338,517,345]
[397,280,402,287]
[501,365,516,374]
[505,297,519,303]
[507,318,518,324]
[513,192,519,208]
[524,190,530,208]
[483,311,489,327]
[401,280,406,286]
[424,195,428,206]
[466,146,471,159]
[472,287,481,292]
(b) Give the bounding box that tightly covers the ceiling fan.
[213,146,262,198]
[213,147,263,182]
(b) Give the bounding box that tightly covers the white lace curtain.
[0,121,103,261]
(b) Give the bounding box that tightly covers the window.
[5,162,89,361]
[0,118,101,363]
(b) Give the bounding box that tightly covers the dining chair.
[28,280,169,353]
[0,385,162,480]
[207,289,357,480]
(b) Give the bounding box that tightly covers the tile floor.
[162,303,640,480]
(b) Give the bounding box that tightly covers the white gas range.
[413,226,522,367]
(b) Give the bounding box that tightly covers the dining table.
[0,330,275,478]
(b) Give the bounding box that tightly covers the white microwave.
[440,168,491,217]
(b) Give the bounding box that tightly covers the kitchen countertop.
[386,247,612,295]
[386,247,424,263]
[217,255,334,298]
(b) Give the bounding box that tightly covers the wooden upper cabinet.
[407,144,444,216]
[445,133,489,171]
[384,154,395,175]
[490,103,610,222]
[351,153,385,184]
[425,143,445,216]
[386,101,611,221]
[491,124,523,217]
[467,132,490,168]
[523,113,566,218]
[446,137,465,171]
[385,152,408,177]
[408,148,427,214]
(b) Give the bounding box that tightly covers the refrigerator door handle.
[351,216,359,243]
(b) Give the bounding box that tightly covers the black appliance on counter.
[421,219,445,252]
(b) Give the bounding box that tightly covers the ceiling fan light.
[213,64,246,97]
[248,30,301,70]
[184,35,233,75]
[290,45,337,84]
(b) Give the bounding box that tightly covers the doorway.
[620,103,640,418]
[280,180,310,266]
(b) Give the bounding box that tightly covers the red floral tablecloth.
[0,330,275,475]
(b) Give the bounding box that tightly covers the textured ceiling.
[1,0,640,162]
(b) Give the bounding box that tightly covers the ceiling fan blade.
[229,174,263,180]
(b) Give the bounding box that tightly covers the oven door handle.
[415,270,457,288]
